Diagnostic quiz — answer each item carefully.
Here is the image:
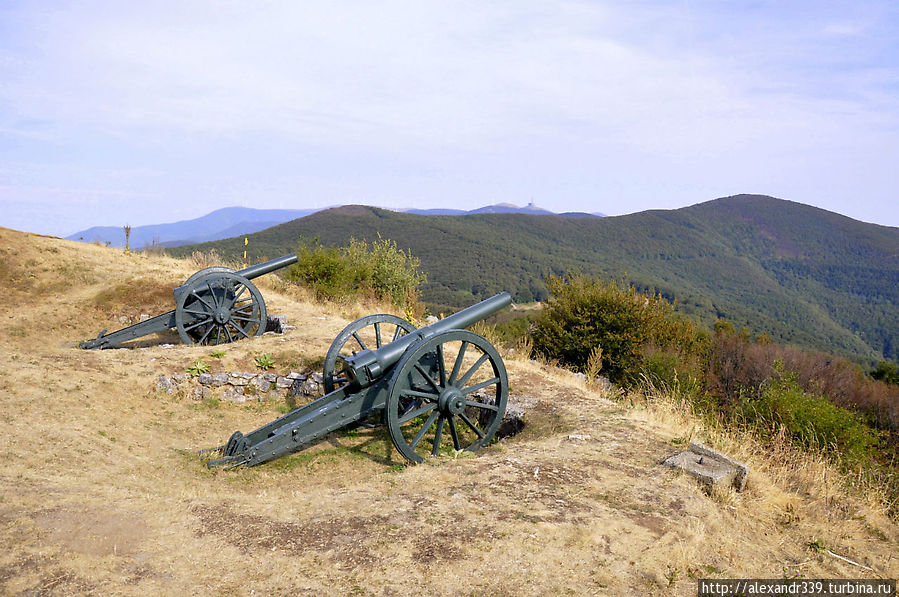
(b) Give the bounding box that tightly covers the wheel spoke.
[399,402,436,425]
[449,341,468,385]
[184,317,214,332]
[233,285,247,302]
[458,353,490,387]
[392,324,403,342]
[198,325,215,345]
[447,417,461,450]
[183,307,210,316]
[414,363,442,393]
[459,413,486,439]
[410,412,439,449]
[401,388,438,401]
[352,332,368,351]
[374,322,382,348]
[224,325,234,343]
[437,343,447,386]
[431,417,445,456]
[461,377,500,395]
[190,291,215,311]
[206,281,220,308]
[231,314,261,324]
[232,322,250,339]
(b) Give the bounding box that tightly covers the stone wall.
[156,370,324,403]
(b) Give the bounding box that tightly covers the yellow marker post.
[244,237,248,263]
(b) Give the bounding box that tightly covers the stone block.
[662,442,749,492]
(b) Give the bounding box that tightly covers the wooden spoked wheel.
[386,329,508,463]
[323,314,416,392]
[174,272,267,345]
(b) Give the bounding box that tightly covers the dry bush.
[188,249,229,269]
[707,333,899,431]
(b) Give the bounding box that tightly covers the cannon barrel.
[235,253,298,280]
[342,291,511,388]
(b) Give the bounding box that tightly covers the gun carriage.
[80,254,298,349]
[206,292,512,468]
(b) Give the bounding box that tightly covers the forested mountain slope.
[170,195,899,363]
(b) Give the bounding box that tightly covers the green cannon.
[80,254,298,349]
[205,292,512,468]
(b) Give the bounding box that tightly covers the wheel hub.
[438,387,466,415]
[214,307,231,324]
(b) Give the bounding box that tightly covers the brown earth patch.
[191,503,389,568]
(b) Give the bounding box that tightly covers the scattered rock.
[221,387,246,404]
[197,373,213,386]
[496,404,525,439]
[287,377,305,398]
[265,314,288,334]
[301,377,321,396]
[251,376,271,394]
[211,373,229,387]
[156,376,175,395]
[227,373,248,386]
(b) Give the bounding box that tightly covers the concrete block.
[663,442,749,491]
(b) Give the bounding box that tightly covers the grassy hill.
[2,226,898,594]
[168,195,899,364]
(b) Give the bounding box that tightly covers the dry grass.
[1,226,897,596]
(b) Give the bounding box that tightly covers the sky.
[1,1,897,237]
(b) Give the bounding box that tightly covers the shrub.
[872,361,899,386]
[706,332,899,432]
[733,369,880,467]
[530,275,701,385]
[286,237,426,308]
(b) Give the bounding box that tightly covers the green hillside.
[168,195,899,364]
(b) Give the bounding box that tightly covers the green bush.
[735,369,879,467]
[530,275,701,385]
[287,237,427,308]
[872,360,899,385]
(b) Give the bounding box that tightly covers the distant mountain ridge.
[66,207,322,248]
[67,202,597,248]
[168,195,899,365]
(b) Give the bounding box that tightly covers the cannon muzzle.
[235,253,299,280]
[342,291,511,388]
